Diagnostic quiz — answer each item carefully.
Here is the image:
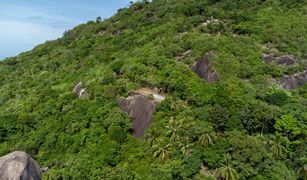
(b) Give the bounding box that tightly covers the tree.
[96,16,102,23]
[178,141,194,158]
[270,141,287,158]
[108,126,127,143]
[199,133,215,147]
[298,165,307,180]
[0,126,7,142]
[196,173,216,180]
[146,129,159,146]
[274,114,301,139]
[152,139,173,161]
[166,117,181,142]
[264,89,289,106]
[239,100,277,134]
[196,163,217,180]
[218,164,239,180]
[218,154,239,180]
[209,104,230,131]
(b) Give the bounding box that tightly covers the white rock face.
[152,94,165,102]
[135,88,165,103]
[72,82,87,98]
[0,151,42,180]
[72,82,82,95]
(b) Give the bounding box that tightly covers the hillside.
[0,0,307,179]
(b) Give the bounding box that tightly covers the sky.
[0,0,132,60]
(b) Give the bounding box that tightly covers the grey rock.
[176,50,192,61]
[0,151,42,180]
[262,53,275,63]
[280,70,307,89]
[275,55,296,65]
[73,82,82,95]
[262,54,297,66]
[192,54,219,83]
[72,82,87,98]
[118,94,157,138]
[134,88,165,103]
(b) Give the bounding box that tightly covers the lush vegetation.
[0,0,306,179]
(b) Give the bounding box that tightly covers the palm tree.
[166,117,181,142]
[218,165,239,180]
[199,133,215,147]
[298,165,307,180]
[178,142,194,157]
[218,154,239,180]
[196,163,217,180]
[152,140,172,161]
[196,173,216,180]
[166,125,180,142]
[270,141,287,158]
[268,134,289,158]
[146,130,159,146]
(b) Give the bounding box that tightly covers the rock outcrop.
[262,54,297,66]
[176,50,192,61]
[118,94,157,138]
[72,82,87,98]
[275,56,296,65]
[262,53,275,64]
[134,87,165,103]
[280,70,307,89]
[201,16,220,26]
[0,151,42,180]
[262,54,306,89]
[192,54,219,83]
[118,88,165,138]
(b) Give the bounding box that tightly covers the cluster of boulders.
[262,53,307,89]
[0,151,42,180]
[119,52,222,137]
[280,70,307,90]
[119,53,221,138]
[70,53,305,141]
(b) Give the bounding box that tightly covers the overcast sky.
[0,0,132,60]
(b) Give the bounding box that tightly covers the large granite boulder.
[280,70,307,89]
[192,54,219,83]
[0,151,42,180]
[118,94,157,138]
